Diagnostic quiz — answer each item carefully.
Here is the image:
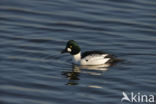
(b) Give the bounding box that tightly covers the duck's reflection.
[62,67,80,85]
[62,64,110,85]
[78,64,110,71]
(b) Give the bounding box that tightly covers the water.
[0,0,156,104]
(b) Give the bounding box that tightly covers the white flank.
[80,54,110,65]
[72,53,110,65]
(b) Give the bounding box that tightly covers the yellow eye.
[69,45,72,48]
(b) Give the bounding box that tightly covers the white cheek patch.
[67,48,71,52]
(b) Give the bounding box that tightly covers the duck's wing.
[82,51,106,58]
[81,51,111,65]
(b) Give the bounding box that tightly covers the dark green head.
[61,40,81,55]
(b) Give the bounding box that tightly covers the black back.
[82,51,106,58]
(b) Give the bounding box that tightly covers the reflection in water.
[62,64,109,85]
[62,65,80,85]
[78,64,110,71]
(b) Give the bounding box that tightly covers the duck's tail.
[106,57,124,65]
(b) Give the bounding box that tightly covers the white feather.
[67,48,71,52]
[81,54,110,65]
[72,52,110,65]
[72,52,81,65]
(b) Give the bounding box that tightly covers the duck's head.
[61,40,81,55]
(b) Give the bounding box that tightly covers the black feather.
[105,54,123,64]
[82,51,106,58]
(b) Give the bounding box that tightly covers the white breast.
[72,52,81,65]
[80,54,110,65]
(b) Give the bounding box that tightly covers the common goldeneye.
[61,40,119,66]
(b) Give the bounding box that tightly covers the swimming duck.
[61,40,118,66]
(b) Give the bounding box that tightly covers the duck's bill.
[61,49,67,54]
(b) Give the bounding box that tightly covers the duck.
[61,40,119,66]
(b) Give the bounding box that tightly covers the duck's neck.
[72,52,81,64]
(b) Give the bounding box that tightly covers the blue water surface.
[0,0,156,104]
